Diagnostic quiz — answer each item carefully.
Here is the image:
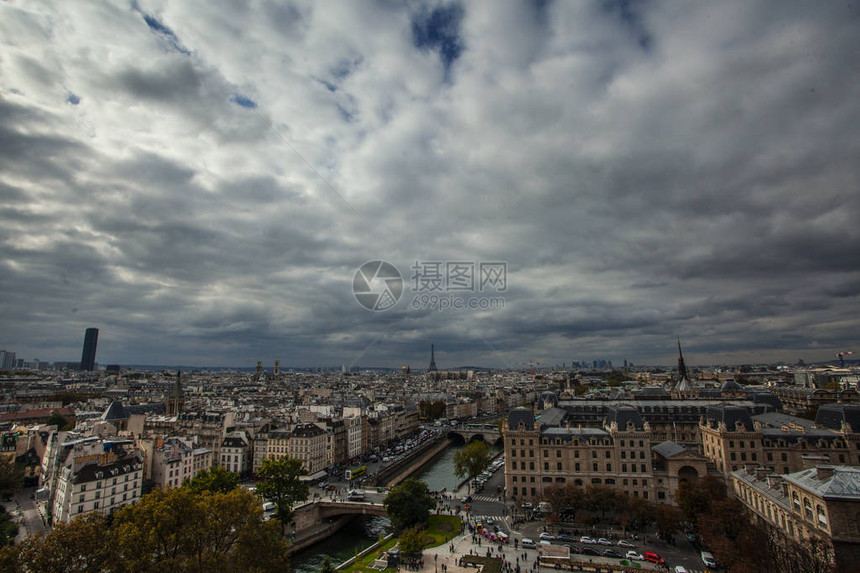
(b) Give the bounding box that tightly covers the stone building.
[503,406,711,505]
[700,404,860,477]
[733,465,860,571]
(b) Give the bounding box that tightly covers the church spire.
[677,338,689,381]
[166,370,185,416]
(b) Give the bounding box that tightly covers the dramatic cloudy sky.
[1,1,859,369]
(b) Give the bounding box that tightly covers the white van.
[701,551,717,568]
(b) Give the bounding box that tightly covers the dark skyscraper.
[80,328,98,371]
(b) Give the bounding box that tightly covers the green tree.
[318,555,337,573]
[184,466,240,494]
[453,441,492,493]
[398,526,426,558]
[383,479,436,534]
[256,456,309,527]
[0,507,18,547]
[0,459,23,499]
[45,412,72,431]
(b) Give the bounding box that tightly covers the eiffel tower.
[428,343,437,372]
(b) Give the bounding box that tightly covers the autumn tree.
[184,465,240,494]
[697,497,770,573]
[398,526,427,558]
[256,456,309,527]
[383,479,436,533]
[587,485,622,524]
[12,513,113,573]
[111,486,290,572]
[654,505,682,537]
[453,440,492,493]
[674,476,726,524]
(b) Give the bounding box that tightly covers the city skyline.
[1,1,859,369]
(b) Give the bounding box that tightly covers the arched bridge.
[447,423,502,445]
[292,500,388,532]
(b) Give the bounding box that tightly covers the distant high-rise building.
[80,328,98,371]
[428,344,437,371]
[256,361,262,375]
[274,359,280,376]
[0,350,16,370]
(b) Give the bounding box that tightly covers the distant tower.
[428,344,437,372]
[256,361,262,375]
[80,328,99,371]
[165,371,185,416]
[677,338,689,381]
[274,359,280,376]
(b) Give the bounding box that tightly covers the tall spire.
[677,338,689,381]
[428,343,437,372]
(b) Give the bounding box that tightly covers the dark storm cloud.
[0,0,858,368]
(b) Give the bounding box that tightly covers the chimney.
[816,466,836,481]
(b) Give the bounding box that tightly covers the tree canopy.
[256,456,309,526]
[0,459,23,499]
[383,478,436,534]
[452,441,492,492]
[183,465,239,494]
[0,487,289,573]
[398,526,426,558]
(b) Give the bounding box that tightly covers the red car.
[644,552,664,564]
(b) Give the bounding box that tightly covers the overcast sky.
[1,1,858,369]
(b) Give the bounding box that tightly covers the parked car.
[617,540,636,548]
[557,535,575,543]
[522,538,536,549]
[539,532,555,541]
[625,551,644,561]
[580,536,596,544]
[597,538,612,546]
[603,549,623,559]
[581,547,600,556]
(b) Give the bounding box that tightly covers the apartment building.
[50,437,143,524]
[150,436,212,489]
